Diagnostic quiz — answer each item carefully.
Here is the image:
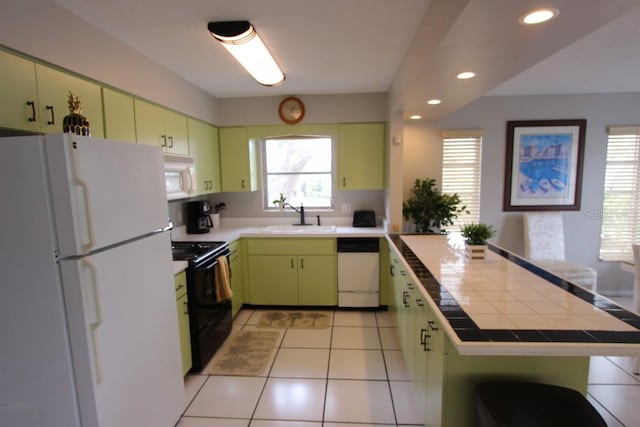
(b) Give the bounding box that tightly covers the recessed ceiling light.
[427,99,442,105]
[456,71,476,80]
[520,8,559,25]
[409,115,422,120]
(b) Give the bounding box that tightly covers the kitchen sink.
[260,225,337,233]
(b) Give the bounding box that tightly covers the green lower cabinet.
[247,238,337,306]
[297,255,336,305]
[249,255,298,305]
[174,271,192,375]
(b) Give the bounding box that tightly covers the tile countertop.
[393,234,640,357]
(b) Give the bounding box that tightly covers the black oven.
[171,241,232,372]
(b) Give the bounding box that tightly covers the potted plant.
[211,202,225,228]
[272,193,287,210]
[461,222,495,260]
[402,178,467,233]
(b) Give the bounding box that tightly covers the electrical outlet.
[341,203,352,214]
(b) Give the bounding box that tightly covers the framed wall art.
[503,119,586,211]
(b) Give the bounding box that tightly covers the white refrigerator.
[0,134,184,427]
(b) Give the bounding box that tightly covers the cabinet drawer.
[174,270,187,299]
[247,238,335,255]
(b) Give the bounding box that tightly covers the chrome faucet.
[283,203,307,225]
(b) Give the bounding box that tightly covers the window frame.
[261,134,336,211]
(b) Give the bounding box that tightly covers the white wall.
[0,0,218,123]
[401,92,640,295]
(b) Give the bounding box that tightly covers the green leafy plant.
[402,178,467,233]
[461,222,495,245]
[272,193,286,208]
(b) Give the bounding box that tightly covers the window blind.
[599,126,640,261]
[441,130,483,231]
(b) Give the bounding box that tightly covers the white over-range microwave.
[164,154,195,200]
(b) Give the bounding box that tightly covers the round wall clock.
[278,96,305,125]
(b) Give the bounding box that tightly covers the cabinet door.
[338,123,384,190]
[424,312,444,427]
[298,255,336,305]
[176,293,192,375]
[0,50,40,132]
[102,88,136,143]
[164,109,189,155]
[35,64,104,137]
[219,127,258,192]
[188,118,221,194]
[134,99,165,147]
[248,255,297,305]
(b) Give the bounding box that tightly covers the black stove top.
[171,241,228,263]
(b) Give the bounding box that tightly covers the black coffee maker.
[186,201,213,234]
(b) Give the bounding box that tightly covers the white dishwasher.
[337,238,380,307]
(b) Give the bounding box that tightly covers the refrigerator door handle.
[82,258,104,384]
[72,149,97,253]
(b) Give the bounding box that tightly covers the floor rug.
[256,310,331,329]
[206,330,280,376]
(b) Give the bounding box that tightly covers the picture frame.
[503,119,586,211]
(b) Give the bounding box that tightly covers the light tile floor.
[178,305,640,427]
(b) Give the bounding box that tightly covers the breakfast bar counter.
[391,234,640,357]
[387,234,640,427]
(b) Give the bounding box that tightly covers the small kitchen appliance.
[352,210,376,227]
[186,200,213,234]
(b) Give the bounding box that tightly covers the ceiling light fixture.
[427,99,442,105]
[208,21,285,86]
[410,115,422,120]
[520,8,559,25]
[456,71,476,80]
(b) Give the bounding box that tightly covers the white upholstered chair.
[523,212,598,291]
[633,243,640,375]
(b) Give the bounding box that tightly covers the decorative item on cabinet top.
[63,91,91,136]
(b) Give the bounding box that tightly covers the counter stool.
[474,381,607,427]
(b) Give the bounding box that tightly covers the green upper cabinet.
[338,123,385,190]
[0,50,40,133]
[35,64,104,138]
[219,127,258,192]
[134,99,189,154]
[188,118,221,194]
[102,88,136,143]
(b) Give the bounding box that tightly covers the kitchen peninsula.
[389,234,640,427]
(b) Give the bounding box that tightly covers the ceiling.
[53,0,640,121]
